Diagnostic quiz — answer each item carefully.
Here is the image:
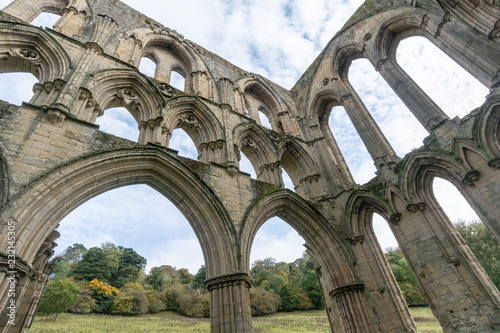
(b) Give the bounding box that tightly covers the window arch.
[95,107,140,142]
[0,72,38,106]
[349,58,427,157]
[170,69,185,91]
[328,104,375,184]
[58,184,205,275]
[168,128,198,160]
[396,36,488,119]
[138,56,157,78]
[30,12,61,29]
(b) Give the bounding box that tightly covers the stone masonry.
[0,0,499,332]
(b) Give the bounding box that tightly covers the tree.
[455,220,500,289]
[192,265,206,291]
[38,279,80,321]
[301,270,324,309]
[62,243,88,264]
[72,247,112,282]
[112,247,147,288]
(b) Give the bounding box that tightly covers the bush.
[177,290,210,318]
[250,288,281,316]
[87,279,118,313]
[111,288,149,315]
[146,290,166,313]
[69,283,95,314]
[164,287,182,311]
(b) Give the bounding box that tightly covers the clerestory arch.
[162,97,223,162]
[82,68,164,124]
[0,147,238,278]
[1,0,68,23]
[0,23,71,84]
[233,123,281,185]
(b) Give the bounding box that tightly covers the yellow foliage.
[87,279,119,297]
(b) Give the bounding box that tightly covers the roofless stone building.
[0,0,499,331]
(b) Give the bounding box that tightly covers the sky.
[0,0,486,274]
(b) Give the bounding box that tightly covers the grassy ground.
[31,307,442,332]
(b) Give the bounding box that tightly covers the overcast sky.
[0,0,485,274]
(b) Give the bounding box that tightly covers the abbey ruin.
[0,0,499,331]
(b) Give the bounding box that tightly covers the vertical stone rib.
[206,273,253,333]
[375,57,449,131]
[339,80,398,167]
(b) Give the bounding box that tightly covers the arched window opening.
[432,177,500,290]
[396,37,488,119]
[372,213,430,311]
[170,70,185,91]
[349,59,427,157]
[95,107,140,142]
[57,185,204,275]
[30,12,61,29]
[250,217,326,315]
[239,152,257,178]
[328,105,375,184]
[169,128,198,160]
[138,56,157,78]
[281,168,294,191]
[0,72,38,106]
[258,110,272,130]
[372,213,398,252]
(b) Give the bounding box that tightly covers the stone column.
[339,80,398,167]
[205,273,253,333]
[374,57,449,131]
[392,203,500,332]
[329,283,377,333]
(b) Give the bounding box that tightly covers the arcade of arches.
[0,0,499,332]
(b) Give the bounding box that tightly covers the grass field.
[31,307,442,332]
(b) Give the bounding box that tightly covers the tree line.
[38,220,500,319]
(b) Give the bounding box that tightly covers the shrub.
[146,290,166,313]
[87,279,118,313]
[177,290,210,318]
[69,283,95,314]
[250,288,281,316]
[111,288,149,315]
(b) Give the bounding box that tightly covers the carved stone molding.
[487,157,500,169]
[434,12,453,38]
[375,58,390,72]
[315,195,335,208]
[407,202,426,213]
[241,135,257,150]
[420,14,430,29]
[205,273,252,291]
[347,235,365,245]
[329,282,364,298]
[259,161,281,173]
[389,213,402,225]
[0,251,31,278]
[158,83,176,98]
[15,48,40,62]
[462,170,481,186]
[45,108,68,124]
[299,174,320,184]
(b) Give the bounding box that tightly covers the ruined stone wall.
[0,0,499,332]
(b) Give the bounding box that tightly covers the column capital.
[205,272,252,291]
[329,282,364,298]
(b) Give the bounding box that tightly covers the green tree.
[112,247,147,287]
[72,247,112,282]
[301,270,324,309]
[280,283,300,311]
[455,220,500,289]
[51,259,71,281]
[192,266,207,291]
[38,279,80,321]
[62,243,88,264]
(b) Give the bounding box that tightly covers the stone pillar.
[392,203,500,332]
[53,7,77,33]
[374,57,449,131]
[217,79,236,109]
[329,283,377,333]
[257,162,282,186]
[339,80,398,167]
[205,273,252,333]
[0,252,31,333]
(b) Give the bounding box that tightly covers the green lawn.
[31,307,441,332]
